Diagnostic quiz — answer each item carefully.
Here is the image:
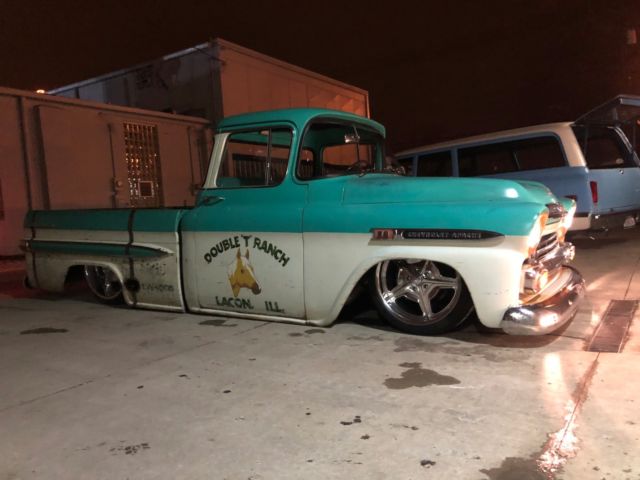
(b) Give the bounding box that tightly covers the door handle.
[199,195,224,206]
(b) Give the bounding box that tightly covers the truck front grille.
[535,232,558,259]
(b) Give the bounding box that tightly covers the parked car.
[396,95,640,232]
[23,108,583,335]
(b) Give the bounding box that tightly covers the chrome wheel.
[374,259,464,328]
[84,265,123,302]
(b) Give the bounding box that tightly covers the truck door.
[181,127,307,319]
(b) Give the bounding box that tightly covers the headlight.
[527,212,548,257]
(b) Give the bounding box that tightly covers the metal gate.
[123,122,163,207]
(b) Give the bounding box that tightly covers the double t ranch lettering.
[203,234,290,267]
[204,236,241,263]
[252,236,290,267]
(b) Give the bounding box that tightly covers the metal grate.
[123,123,163,207]
[587,300,638,352]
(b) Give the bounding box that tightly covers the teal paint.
[186,174,552,236]
[217,108,385,137]
[25,210,130,231]
[25,209,188,232]
[132,209,187,232]
[183,184,306,233]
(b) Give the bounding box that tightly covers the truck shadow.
[338,293,577,349]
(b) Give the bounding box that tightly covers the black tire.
[84,265,124,304]
[369,259,473,335]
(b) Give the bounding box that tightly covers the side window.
[416,151,453,177]
[217,128,292,187]
[513,137,565,171]
[459,143,516,176]
[458,137,564,176]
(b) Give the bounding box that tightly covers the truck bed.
[24,208,191,311]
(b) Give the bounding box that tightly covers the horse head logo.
[227,248,261,297]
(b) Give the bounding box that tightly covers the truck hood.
[342,175,558,207]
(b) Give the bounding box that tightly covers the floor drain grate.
[587,300,638,353]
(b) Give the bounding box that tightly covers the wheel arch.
[317,254,477,326]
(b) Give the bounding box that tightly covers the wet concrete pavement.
[1,230,640,479]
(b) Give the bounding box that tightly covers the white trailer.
[0,87,212,256]
[49,38,370,122]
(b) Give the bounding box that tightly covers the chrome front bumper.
[500,266,585,335]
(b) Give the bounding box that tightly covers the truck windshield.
[572,125,638,169]
[297,122,384,179]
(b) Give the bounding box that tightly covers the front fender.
[303,232,528,327]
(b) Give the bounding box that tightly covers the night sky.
[2,0,640,151]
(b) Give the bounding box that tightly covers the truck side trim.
[25,239,171,258]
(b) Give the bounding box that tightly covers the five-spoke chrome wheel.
[370,259,473,335]
[84,265,123,303]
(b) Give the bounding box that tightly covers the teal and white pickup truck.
[23,108,584,335]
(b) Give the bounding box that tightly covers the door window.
[217,128,293,187]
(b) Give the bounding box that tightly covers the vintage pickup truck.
[23,108,584,335]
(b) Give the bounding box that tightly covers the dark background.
[2,0,639,151]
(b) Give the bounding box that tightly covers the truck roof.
[396,122,573,157]
[217,108,385,136]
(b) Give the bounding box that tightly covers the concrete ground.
[1,231,640,480]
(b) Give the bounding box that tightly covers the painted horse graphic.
[227,249,261,297]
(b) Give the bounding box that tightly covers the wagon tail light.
[590,181,598,204]
[527,211,549,258]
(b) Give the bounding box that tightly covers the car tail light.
[565,195,577,201]
[590,181,598,204]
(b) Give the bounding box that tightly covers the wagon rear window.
[572,125,637,169]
